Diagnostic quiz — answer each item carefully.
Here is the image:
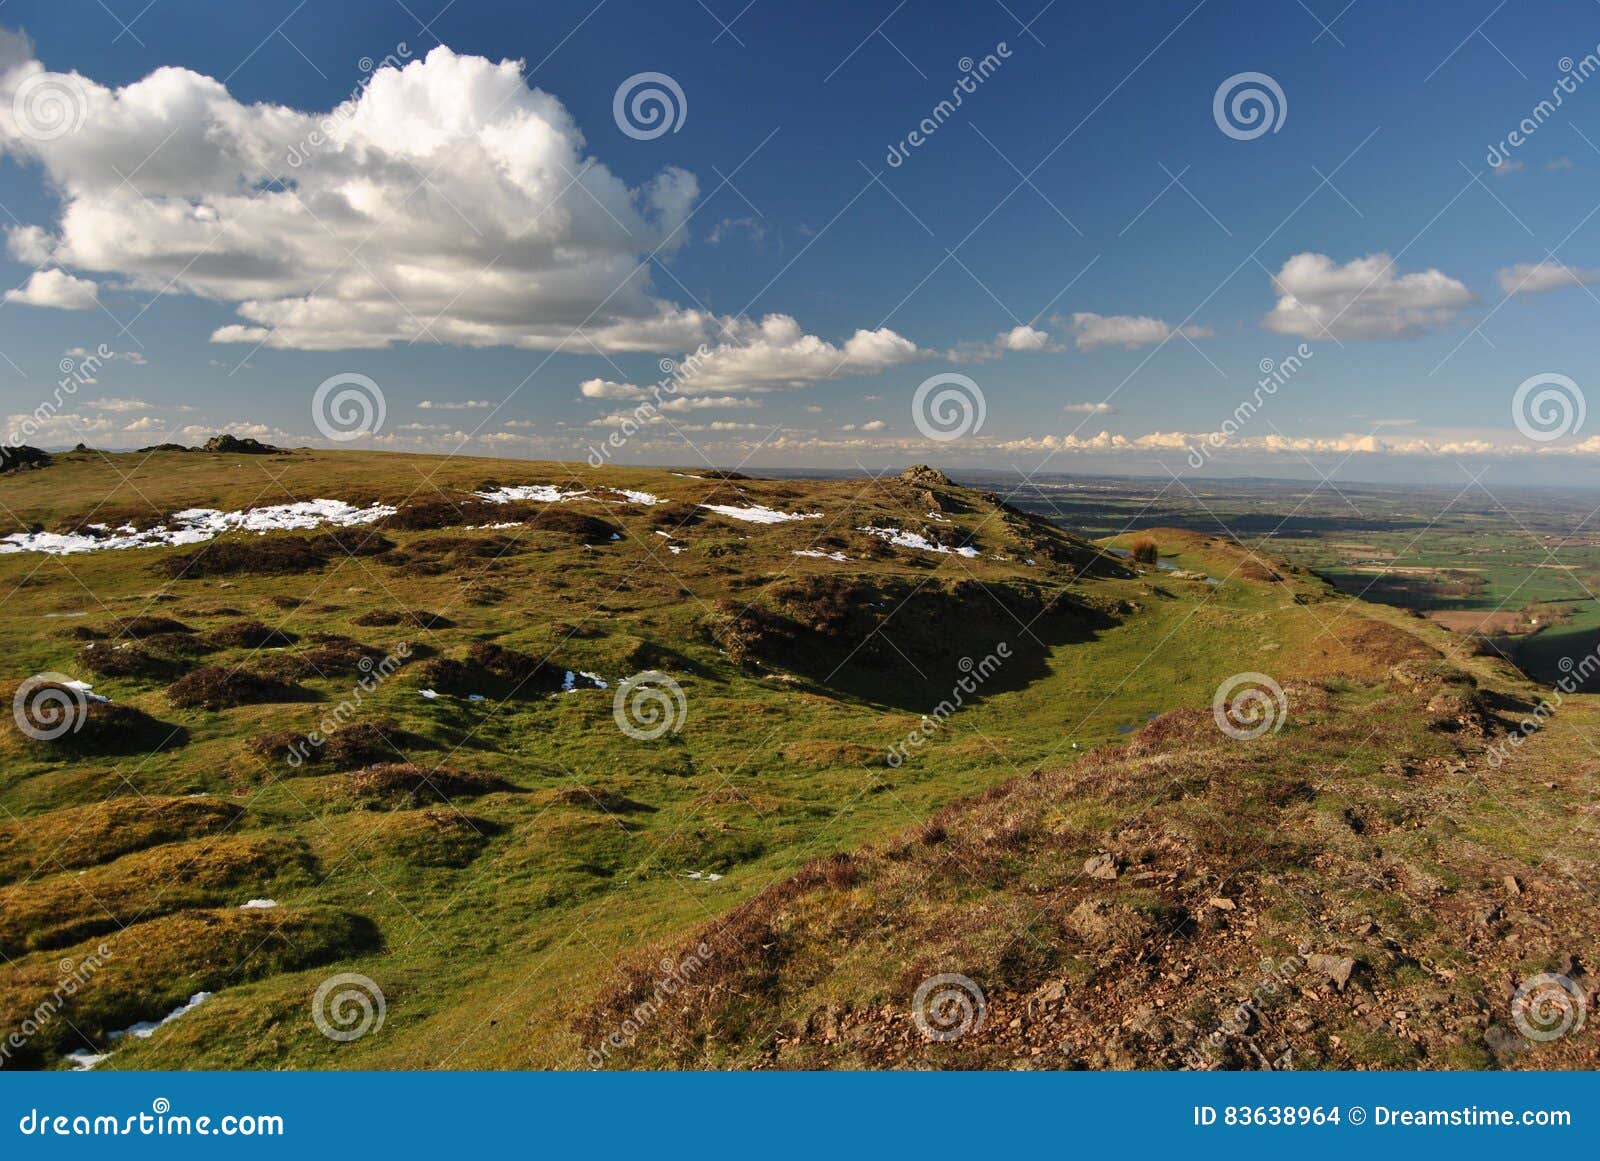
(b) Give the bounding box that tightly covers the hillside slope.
[0,447,1592,1070]
[580,583,1600,1070]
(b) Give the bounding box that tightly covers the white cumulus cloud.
[1496,260,1600,295]
[1264,252,1474,339]
[5,268,97,309]
[0,41,711,351]
[1064,312,1211,350]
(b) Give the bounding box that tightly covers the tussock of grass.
[0,907,380,1068]
[334,763,515,807]
[360,809,501,867]
[204,619,300,649]
[155,536,332,578]
[78,640,193,681]
[166,666,303,710]
[1,680,187,755]
[249,718,427,769]
[0,796,242,885]
[0,834,315,955]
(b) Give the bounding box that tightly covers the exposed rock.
[202,433,285,454]
[899,464,952,487]
[0,445,51,473]
[1306,953,1356,992]
[1084,851,1120,881]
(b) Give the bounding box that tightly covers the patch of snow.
[418,688,439,700]
[111,991,212,1042]
[606,488,664,506]
[670,472,708,479]
[699,503,823,524]
[857,526,979,557]
[66,1050,111,1071]
[238,898,279,910]
[0,499,396,556]
[560,671,606,693]
[43,611,88,618]
[475,484,588,504]
[467,693,487,703]
[792,549,849,562]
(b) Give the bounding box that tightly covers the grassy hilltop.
[0,446,1593,1070]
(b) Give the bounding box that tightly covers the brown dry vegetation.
[579,649,1599,1071]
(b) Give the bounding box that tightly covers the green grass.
[2,451,1591,1071]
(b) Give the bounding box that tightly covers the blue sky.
[2,0,1600,482]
